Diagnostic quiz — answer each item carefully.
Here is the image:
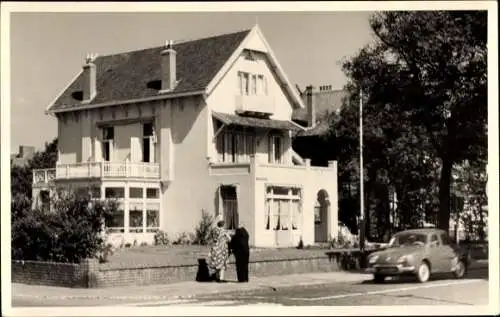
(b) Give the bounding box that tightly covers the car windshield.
[388,233,428,248]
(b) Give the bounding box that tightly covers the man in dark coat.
[229,227,250,282]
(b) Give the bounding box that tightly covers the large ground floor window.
[265,186,302,231]
[93,184,161,234]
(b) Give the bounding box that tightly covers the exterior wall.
[253,161,338,247]
[57,102,158,165]
[160,96,212,236]
[206,33,294,122]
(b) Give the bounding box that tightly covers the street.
[158,268,489,306]
[12,268,488,307]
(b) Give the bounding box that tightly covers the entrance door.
[314,190,330,243]
[273,199,292,246]
[220,186,239,230]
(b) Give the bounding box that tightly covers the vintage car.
[365,228,469,283]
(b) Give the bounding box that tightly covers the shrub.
[330,227,360,249]
[11,191,117,263]
[173,232,193,245]
[97,243,115,263]
[154,230,170,246]
[192,209,215,245]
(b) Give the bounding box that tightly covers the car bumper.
[365,264,416,275]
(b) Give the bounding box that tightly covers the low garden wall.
[11,259,99,288]
[12,250,359,288]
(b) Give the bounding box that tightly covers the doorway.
[314,189,330,243]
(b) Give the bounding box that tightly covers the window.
[129,208,143,233]
[146,209,160,232]
[238,71,266,96]
[216,131,255,163]
[105,187,125,199]
[251,75,257,95]
[142,122,155,163]
[106,209,125,233]
[102,126,114,162]
[146,188,159,199]
[129,187,143,199]
[238,72,250,95]
[430,234,440,246]
[265,186,302,231]
[257,75,267,95]
[268,135,283,164]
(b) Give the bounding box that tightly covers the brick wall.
[11,259,99,288]
[12,255,344,288]
[96,256,342,288]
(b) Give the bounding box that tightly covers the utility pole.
[359,89,365,252]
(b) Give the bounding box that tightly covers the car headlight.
[397,254,414,264]
[368,255,379,263]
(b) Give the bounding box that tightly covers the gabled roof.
[48,29,251,112]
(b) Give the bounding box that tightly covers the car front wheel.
[416,261,431,283]
[373,274,385,283]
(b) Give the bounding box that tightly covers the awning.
[212,111,305,131]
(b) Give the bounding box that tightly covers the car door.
[428,233,445,272]
[439,232,458,272]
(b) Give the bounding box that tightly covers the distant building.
[11,145,35,167]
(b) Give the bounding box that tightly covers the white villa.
[32,25,339,248]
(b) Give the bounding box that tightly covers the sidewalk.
[12,271,372,302]
[12,260,488,302]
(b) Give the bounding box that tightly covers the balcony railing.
[235,95,275,115]
[32,162,160,184]
[56,162,160,179]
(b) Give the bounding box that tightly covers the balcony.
[32,162,160,184]
[235,95,275,115]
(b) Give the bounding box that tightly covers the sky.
[9,11,375,153]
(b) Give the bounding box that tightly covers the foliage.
[330,226,360,249]
[153,230,171,246]
[451,159,488,241]
[328,11,487,235]
[173,232,194,245]
[192,209,216,245]
[11,190,117,263]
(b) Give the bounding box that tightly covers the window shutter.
[149,137,155,163]
[94,136,102,162]
[130,137,141,163]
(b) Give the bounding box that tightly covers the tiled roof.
[292,88,346,123]
[296,117,333,137]
[213,112,304,131]
[49,29,251,112]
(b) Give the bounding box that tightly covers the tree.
[337,11,487,233]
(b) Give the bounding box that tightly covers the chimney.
[161,40,177,92]
[82,54,97,102]
[305,85,316,128]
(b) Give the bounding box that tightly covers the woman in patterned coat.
[207,218,232,282]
